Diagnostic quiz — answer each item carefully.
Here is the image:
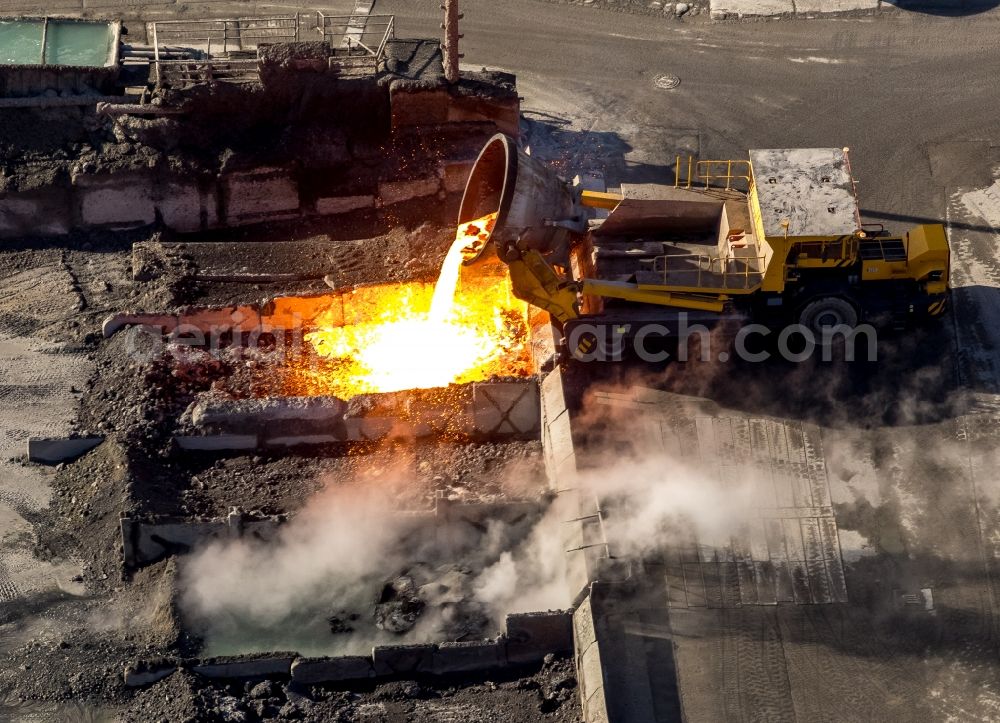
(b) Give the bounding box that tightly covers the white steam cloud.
[583,453,759,560]
[179,481,571,657]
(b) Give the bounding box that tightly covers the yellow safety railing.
[650,253,764,292]
[674,156,752,191]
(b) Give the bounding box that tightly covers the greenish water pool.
[0,18,114,67]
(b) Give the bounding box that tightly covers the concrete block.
[123,662,176,687]
[192,655,295,679]
[179,305,262,334]
[505,611,573,664]
[446,95,520,137]
[405,396,470,436]
[77,173,156,228]
[121,511,282,569]
[372,644,436,676]
[0,189,72,237]
[191,396,347,432]
[559,493,595,604]
[125,518,229,568]
[120,518,138,569]
[541,367,569,422]
[432,640,506,675]
[545,410,575,472]
[553,450,579,487]
[156,179,219,233]
[102,312,179,338]
[27,436,103,463]
[794,0,876,10]
[708,0,793,15]
[390,85,450,128]
[472,381,540,437]
[316,195,375,215]
[342,416,395,441]
[579,640,610,723]
[564,550,592,608]
[291,656,374,684]
[378,177,440,206]
[441,161,475,193]
[579,641,606,711]
[263,434,340,448]
[572,595,598,652]
[174,435,260,451]
[222,169,300,226]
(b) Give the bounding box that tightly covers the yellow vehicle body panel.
[582,279,727,312]
[580,190,623,210]
[904,224,950,294]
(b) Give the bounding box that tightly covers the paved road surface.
[384,0,1000,223]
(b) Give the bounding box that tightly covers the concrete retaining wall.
[120,510,283,568]
[0,62,120,98]
[290,656,374,684]
[540,367,660,723]
[0,77,516,240]
[173,381,539,450]
[573,593,611,723]
[122,498,542,570]
[126,611,572,687]
[507,611,575,664]
[192,655,297,679]
[541,367,613,606]
[0,140,456,239]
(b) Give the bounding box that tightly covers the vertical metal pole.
[40,17,49,66]
[843,146,862,230]
[152,23,161,87]
[675,154,681,188]
[442,0,462,84]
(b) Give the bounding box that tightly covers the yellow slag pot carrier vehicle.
[458,134,950,358]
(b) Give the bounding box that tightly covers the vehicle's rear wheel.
[798,297,858,339]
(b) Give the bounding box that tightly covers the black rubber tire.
[798,297,859,339]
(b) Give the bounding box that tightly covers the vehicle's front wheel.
[797,296,859,340]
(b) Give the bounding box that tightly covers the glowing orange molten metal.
[301,214,530,399]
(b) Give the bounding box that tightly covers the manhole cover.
[653,73,680,90]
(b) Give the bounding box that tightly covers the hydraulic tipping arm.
[506,251,727,326]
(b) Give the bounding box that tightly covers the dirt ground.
[0,210,575,721]
[6,1,1000,722]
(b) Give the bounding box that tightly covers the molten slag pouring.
[302,213,526,399]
